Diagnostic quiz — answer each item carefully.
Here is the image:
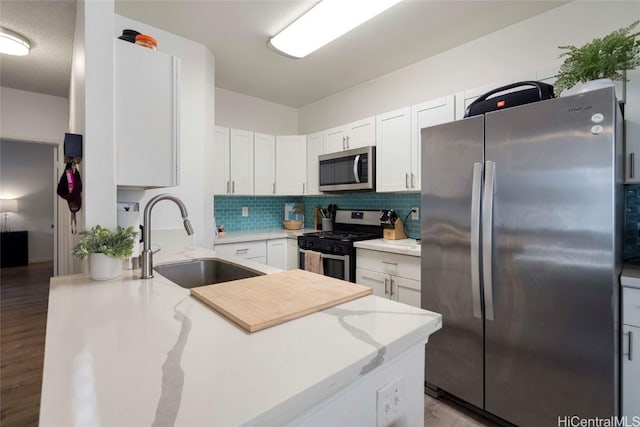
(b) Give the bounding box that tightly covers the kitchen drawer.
[356,248,420,281]
[215,240,267,261]
[624,287,640,327]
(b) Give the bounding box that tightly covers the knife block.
[383,219,407,240]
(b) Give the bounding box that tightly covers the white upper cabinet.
[323,116,376,154]
[306,132,324,196]
[229,129,254,195]
[345,116,376,149]
[276,135,307,195]
[411,95,456,191]
[625,67,640,183]
[323,126,346,154]
[254,132,276,195]
[115,40,180,188]
[376,107,412,192]
[213,126,230,194]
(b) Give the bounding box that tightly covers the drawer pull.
[236,248,249,254]
[381,261,398,266]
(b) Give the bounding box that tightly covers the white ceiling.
[0,0,568,106]
[0,0,76,98]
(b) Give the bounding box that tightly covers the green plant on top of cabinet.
[254,132,276,195]
[115,40,180,188]
[306,132,324,196]
[275,135,307,195]
[213,126,255,195]
[323,116,376,154]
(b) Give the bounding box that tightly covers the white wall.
[0,140,55,263]
[0,87,69,143]
[216,88,298,135]
[299,1,640,133]
[115,15,216,249]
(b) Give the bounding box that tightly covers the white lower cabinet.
[214,240,266,265]
[215,237,298,270]
[287,238,299,270]
[623,287,640,417]
[266,238,286,269]
[356,249,421,308]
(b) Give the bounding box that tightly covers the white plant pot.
[562,78,622,100]
[88,253,122,281]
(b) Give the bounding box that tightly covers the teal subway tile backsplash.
[214,192,420,238]
[218,185,639,259]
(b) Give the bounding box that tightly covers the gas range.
[298,209,382,282]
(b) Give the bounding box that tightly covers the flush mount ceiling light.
[268,0,402,59]
[0,27,31,56]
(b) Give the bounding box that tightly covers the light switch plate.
[242,207,249,217]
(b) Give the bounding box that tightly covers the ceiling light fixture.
[268,0,402,59]
[0,27,31,56]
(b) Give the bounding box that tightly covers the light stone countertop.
[621,264,640,289]
[214,228,315,244]
[354,238,421,257]
[40,246,441,426]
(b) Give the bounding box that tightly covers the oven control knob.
[327,245,334,252]
[334,246,343,254]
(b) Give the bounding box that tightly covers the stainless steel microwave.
[318,146,375,192]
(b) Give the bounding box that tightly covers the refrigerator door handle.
[482,161,496,321]
[470,162,483,319]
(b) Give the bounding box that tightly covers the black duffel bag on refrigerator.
[464,81,555,118]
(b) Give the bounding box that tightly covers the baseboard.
[29,257,53,264]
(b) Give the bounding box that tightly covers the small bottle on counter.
[135,34,157,50]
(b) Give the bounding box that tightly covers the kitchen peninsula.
[39,247,442,426]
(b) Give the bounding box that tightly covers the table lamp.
[0,199,18,232]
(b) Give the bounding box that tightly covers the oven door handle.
[299,248,348,261]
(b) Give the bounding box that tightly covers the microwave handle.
[353,154,361,183]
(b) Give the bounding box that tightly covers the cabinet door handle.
[273,182,276,194]
[384,277,389,295]
[631,153,635,179]
[232,181,235,193]
[405,172,409,188]
[627,330,634,361]
[346,136,350,149]
[342,136,346,150]
[390,278,395,297]
[226,180,230,194]
[411,173,415,188]
[382,261,398,266]
[303,182,306,194]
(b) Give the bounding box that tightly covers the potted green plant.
[72,225,138,280]
[555,20,640,95]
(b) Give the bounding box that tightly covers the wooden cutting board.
[190,269,372,333]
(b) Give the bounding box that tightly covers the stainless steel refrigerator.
[421,87,622,426]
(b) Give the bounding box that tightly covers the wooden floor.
[1,262,52,427]
[0,262,497,427]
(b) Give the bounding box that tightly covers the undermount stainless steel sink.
[154,258,264,289]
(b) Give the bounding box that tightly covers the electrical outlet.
[376,377,404,427]
[242,207,249,217]
[411,207,419,220]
